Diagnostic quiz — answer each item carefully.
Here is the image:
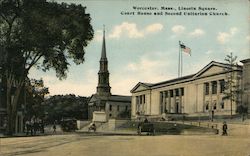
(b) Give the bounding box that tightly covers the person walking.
[222,121,228,136]
[25,120,31,135]
[53,122,56,134]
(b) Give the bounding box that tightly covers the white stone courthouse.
[131,59,250,119]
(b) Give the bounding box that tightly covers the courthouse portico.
[131,60,249,119]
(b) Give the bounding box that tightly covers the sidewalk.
[76,129,138,136]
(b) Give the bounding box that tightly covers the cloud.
[93,30,103,42]
[127,58,165,72]
[145,23,163,33]
[109,22,143,39]
[108,22,163,39]
[124,51,174,83]
[205,50,213,55]
[217,27,239,44]
[35,69,97,96]
[189,29,205,37]
[171,25,185,34]
[246,35,250,41]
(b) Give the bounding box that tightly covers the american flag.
[180,44,191,55]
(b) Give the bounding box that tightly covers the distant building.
[131,60,250,119]
[240,59,250,113]
[87,29,131,121]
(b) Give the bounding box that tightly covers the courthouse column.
[167,91,171,113]
[179,88,182,114]
[209,82,212,111]
[217,80,220,111]
[162,91,166,114]
[173,90,176,113]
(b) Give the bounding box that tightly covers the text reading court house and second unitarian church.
[121,6,230,16]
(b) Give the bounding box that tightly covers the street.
[1,133,250,156]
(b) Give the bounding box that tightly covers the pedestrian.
[25,120,31,135]
[222,121,228,136]
[40,120,45,134]
[30,117,35,135]
[53,122,56,134]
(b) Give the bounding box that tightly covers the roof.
[131,61,243,93]
[109,95,131,102]
[240,58,250,63]
[88,94,131,106]
[153,74,195,87]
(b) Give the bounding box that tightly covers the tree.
[0,0,93,135]
[236,104,248,121]
[42,94,88,123]
[223,52,242,119]
[25,78,49,119]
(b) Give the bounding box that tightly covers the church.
[131,59,250,120]
[87,29,131,121]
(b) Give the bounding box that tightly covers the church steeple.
[96,26,111,96]
[101,26,107,61]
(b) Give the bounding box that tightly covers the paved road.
[1,133,250,156]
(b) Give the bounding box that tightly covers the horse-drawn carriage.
[137,122,155,135]
[60,118,77,132]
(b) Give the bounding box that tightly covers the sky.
[29,0,250,97]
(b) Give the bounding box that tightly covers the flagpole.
[178,41,181,78]
[181,42,183,77]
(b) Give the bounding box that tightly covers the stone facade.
[131,61,248,119]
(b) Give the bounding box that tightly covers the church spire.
[101,25,107,61]
[96,25,111,96]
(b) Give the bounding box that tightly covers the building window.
[220,102,224,109]
[220,80,225,93]
[143,95,145,104]
[213,101,217,110]
[109,114,112,117]
[205,83,209,95]
[205,101,209,110]
[117,105,120,111]
[212,81,217,94]
[125,106,128,111]
[175,89,179,96]
[109,105,112,111]
[181,88,184,96]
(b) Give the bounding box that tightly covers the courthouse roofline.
[131,61,243,93]
[240,58,250,63]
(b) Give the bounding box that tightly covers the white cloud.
[171,25,186,34]
[93,30,103,42]
[230,27,238,35]
[246,35,250,41]
[145,23,163,33]
[189,29,205,37]
[108,22,163,39]
[206,50,213,55]
[124,51,174,84]
[217,27,239,44]
[109,22,143,39]
[36,69,97,96]
[127,58,165,72]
